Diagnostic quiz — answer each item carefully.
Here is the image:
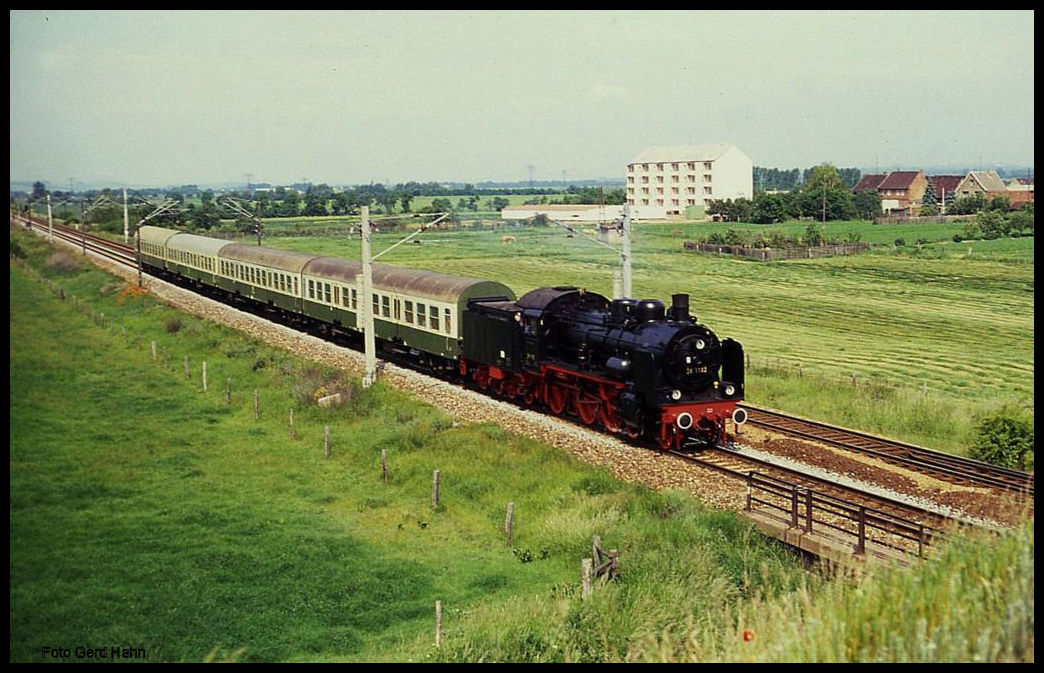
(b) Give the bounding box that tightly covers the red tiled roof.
[878,171,921,190]
[853,174,886,192]
[929,175,964,193]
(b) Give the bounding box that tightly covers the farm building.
[500,203,667,222]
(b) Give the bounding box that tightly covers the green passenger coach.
[136,225,516,361]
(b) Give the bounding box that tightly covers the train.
[138,225,746,449]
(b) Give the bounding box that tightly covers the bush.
[894,238,906,247]
[969,405,1034,470]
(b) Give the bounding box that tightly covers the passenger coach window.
[416,303,426,327]
[350,288,357,309]
[405,301,414,323]
[308,280,315,299]
[381,296,390,318]
[325,283,332,303]
[444,308,451,334]
[429,305,439,331]
[334,286,340,305]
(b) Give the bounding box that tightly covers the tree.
[852,189,882,220]
[31,181,47,200]
[969,405,1034,470]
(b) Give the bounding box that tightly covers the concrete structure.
[500,203,667,222]
[625,143,753,217]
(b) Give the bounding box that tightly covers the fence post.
[434,600,442,648]
[184,355,189,379]
[856,506,866,555]
[790,486,800,528]
[381,449,388,482]
[804,488,813,532]
[151,341,157,362]
[432,470,440,508]
[202,361,208,392]
[505,501,515,546]
[289,408,296,440]
[324,426,331,459]
[581,558,593,599]
[254,390,260,419]
[226,378,232,404]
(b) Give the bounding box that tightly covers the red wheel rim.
[548,384,567,415]
[577,396,599,425]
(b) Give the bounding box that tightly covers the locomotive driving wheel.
[576,392,601,426]
[547,382,568,416]
[599,405,622,433]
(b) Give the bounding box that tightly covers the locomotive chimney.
[671,294,690,322]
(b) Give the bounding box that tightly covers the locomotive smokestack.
[671,294,690,322]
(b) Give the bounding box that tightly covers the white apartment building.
[626,143,753,216]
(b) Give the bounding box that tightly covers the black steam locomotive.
[462,286,745,449]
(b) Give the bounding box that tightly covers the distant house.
[851,170,928,214]
[1004,177,1034,209]
[625,143,753,217]
[954,171,1008,200]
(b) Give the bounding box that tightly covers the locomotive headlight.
[670,389,682,400]
[694,339,705,350]
[724,384,736,396]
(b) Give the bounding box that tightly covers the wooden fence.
[684,241,870,260]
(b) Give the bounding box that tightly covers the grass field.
[217,218,1033,455]
[9,231,804,662]
[9,228,1034,662]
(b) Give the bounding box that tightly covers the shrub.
[969,405,1034,470]
[894,238,906,247]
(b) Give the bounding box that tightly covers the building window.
[704,162,712,170]
[704,174,712,182]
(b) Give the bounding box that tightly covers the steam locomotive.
[462,287,745,449]
[137,225,745,449]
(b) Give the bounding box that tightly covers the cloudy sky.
[9,10,1035,189]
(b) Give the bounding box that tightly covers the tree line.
[709,165,881,223]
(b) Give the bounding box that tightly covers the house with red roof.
[851,170,928,214]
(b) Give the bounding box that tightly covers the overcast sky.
[9,10,1035,189]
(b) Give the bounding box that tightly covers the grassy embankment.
[10,229,802,662]
[10,228,1033,662]
[232,218,1034,458]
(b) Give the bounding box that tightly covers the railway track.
[739,403,1034,497]
[14,214,1030,557]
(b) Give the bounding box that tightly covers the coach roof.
[303,256,515,305]
[220,242,320,274]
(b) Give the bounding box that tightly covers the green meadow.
[10,230,803,662]
[9,228,1034,662]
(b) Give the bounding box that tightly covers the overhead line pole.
[358,205,377,388]
[358,210,451,388]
